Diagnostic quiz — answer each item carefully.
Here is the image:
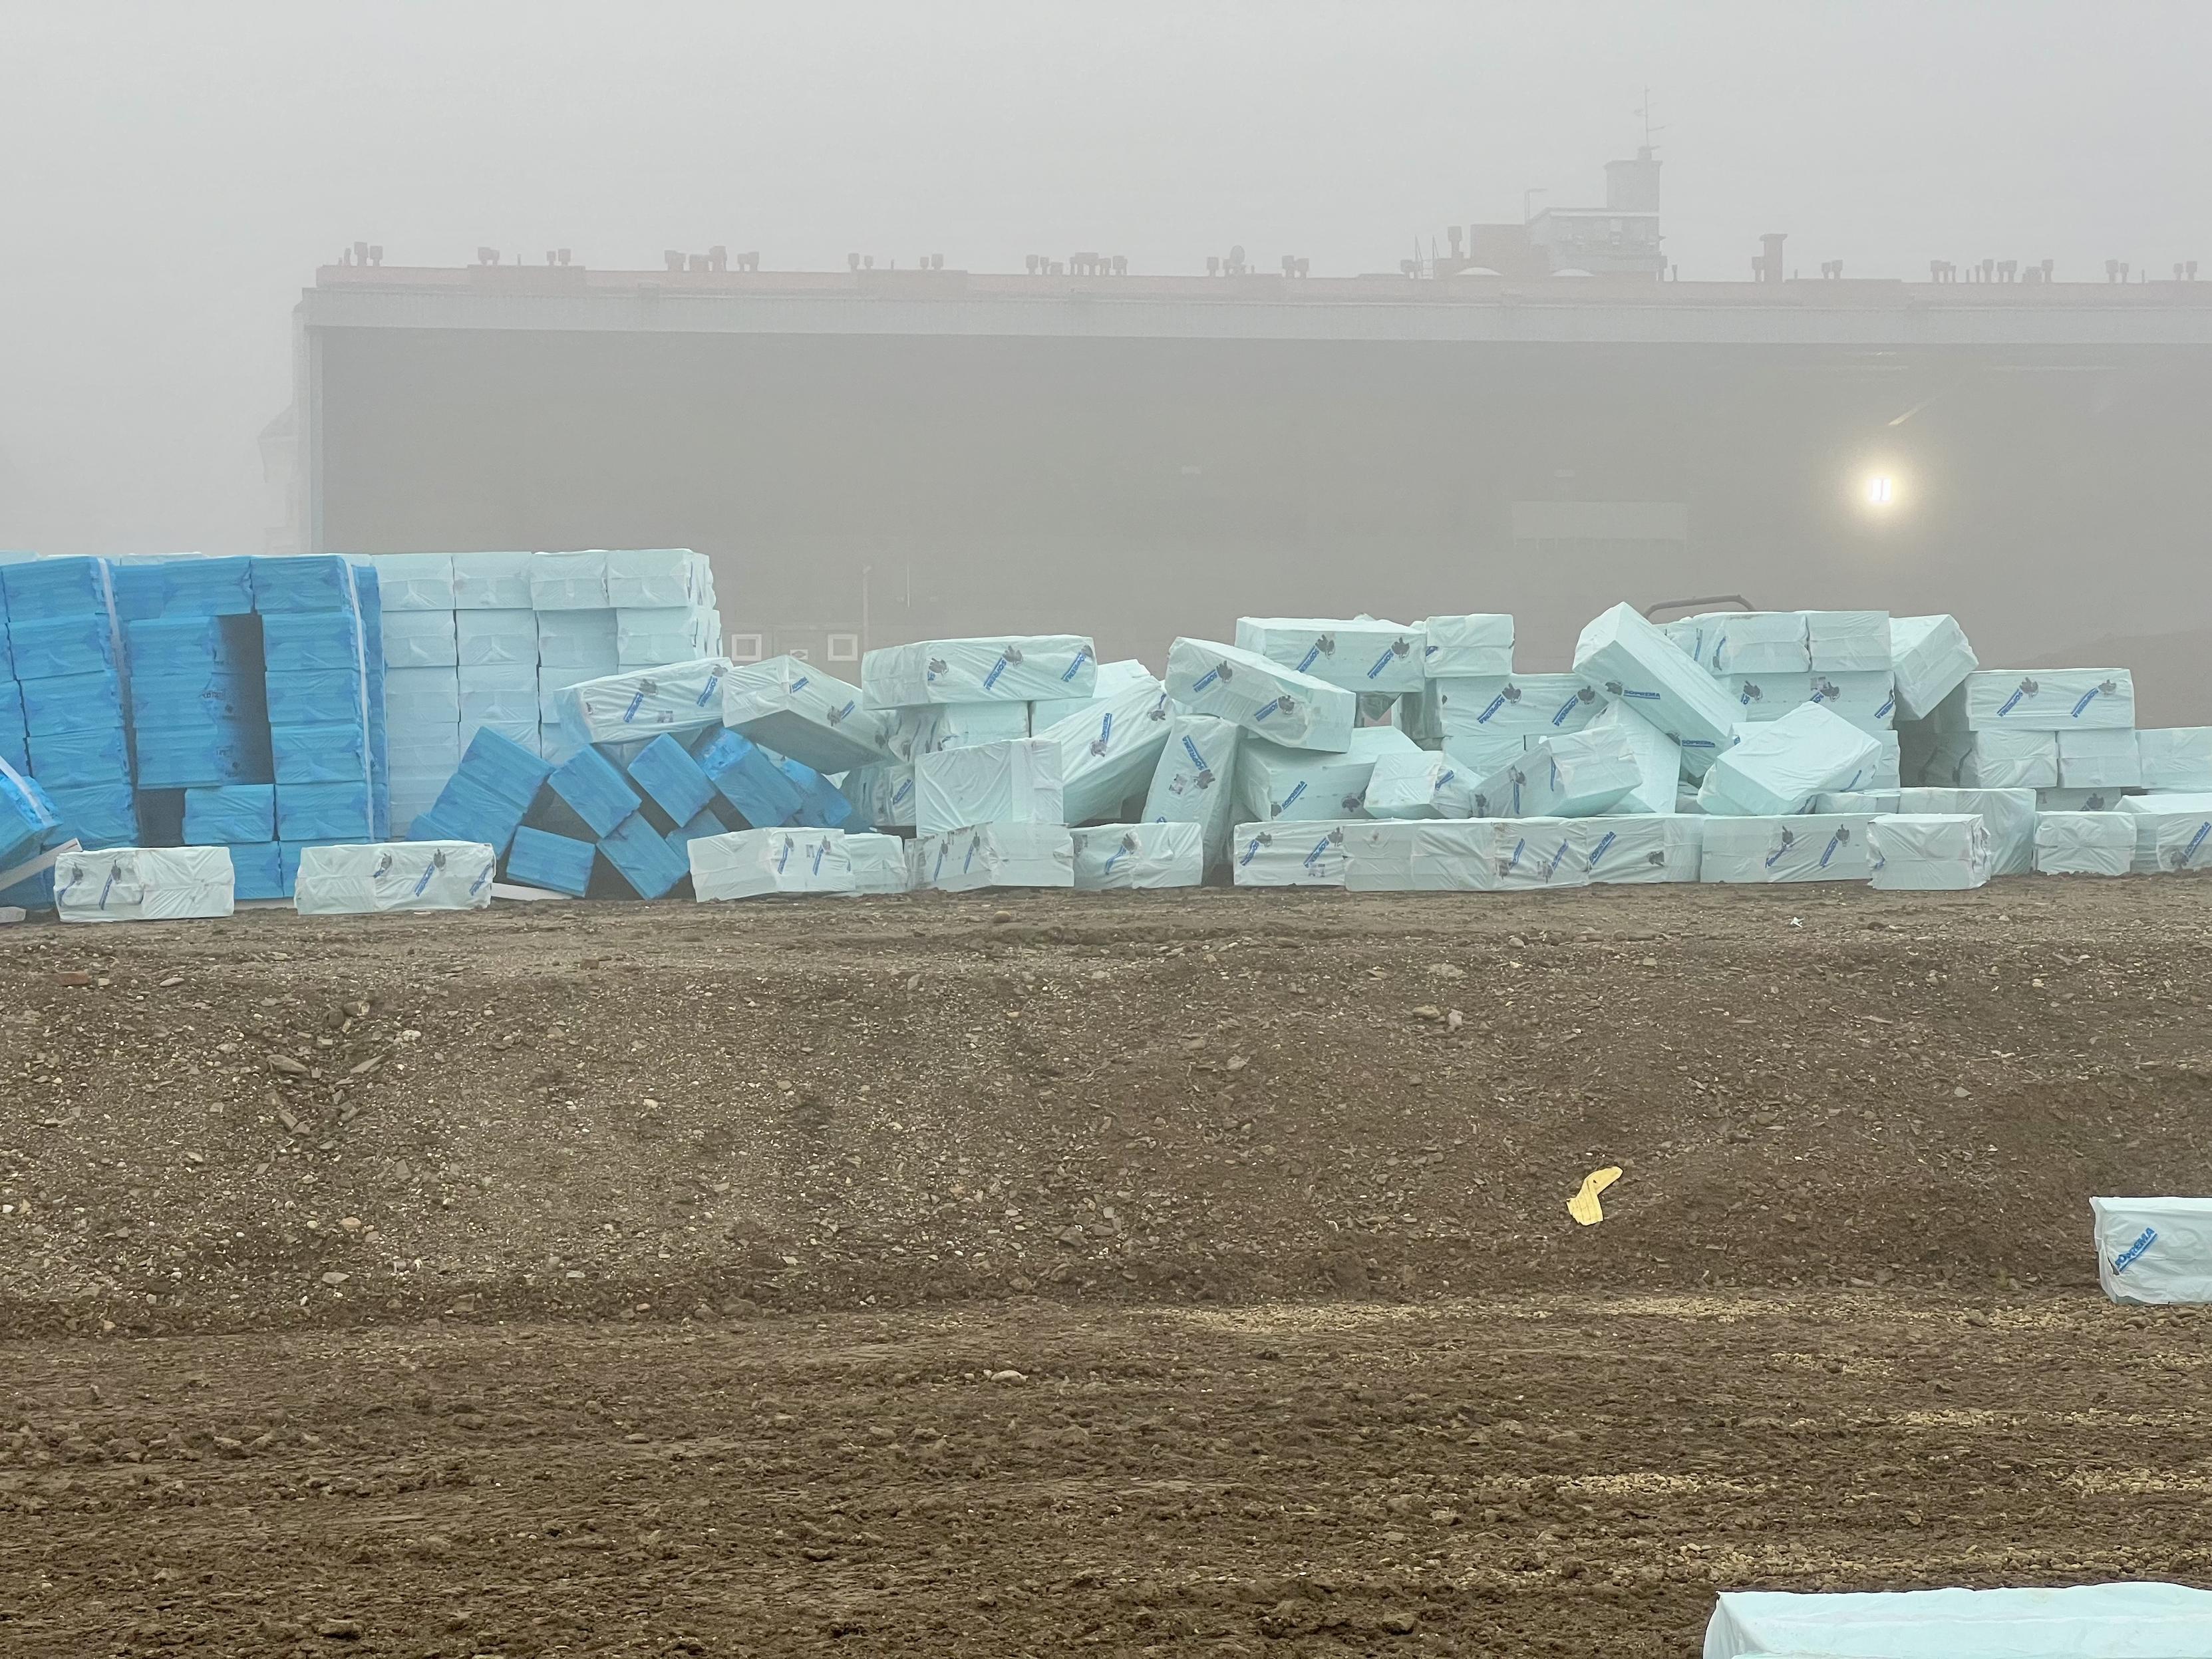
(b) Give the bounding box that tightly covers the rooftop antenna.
[1635,86,1666,152]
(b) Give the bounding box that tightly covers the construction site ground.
[3,881,2209,1655]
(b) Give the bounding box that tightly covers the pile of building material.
[361,548,720,833]
[1705,1582,2212,1658]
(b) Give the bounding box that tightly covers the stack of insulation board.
[0,554,139,853]
[357,548,721,834]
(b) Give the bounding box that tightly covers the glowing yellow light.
[1865,474,1896,508]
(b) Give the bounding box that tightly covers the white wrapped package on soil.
[1573,603,1738,778]
[863,635,1097,706]
[1704,1582,2212,1659]
[1898,787,2038,877]
[2058,726,2141,789]
[1430,672,1607,742]
[1698,702,1879,817]
[1233,615,1426,695]
[1231,727,1418,824]
[1806,609,1893,673]
[1166,637,1356,752]
[1362,750,1476,820]
[844,832,913,895]
[2093,1197,2212,1305]
[2136,726,2212,790]
[2034,812,2135,876]
[1039,671,1170,824]
[1030,657,1156,730]
[1343,820,1500,891]
[690,828,856,900]
[1071,822,1204,889]
[2143,804,2212,873]
[1468,724,1639,819]
[1696,610,1808,676]
[1492,818,1588,890]
[1419,613,1513,677]
[1808,670,1898,732]
[1869,813,1991,891]
[293,841,497,914]
[555,657,730,745]
[1581,815,1703,884]
[841,762,917,830]
[880,700,1030,761]
[1889,614,1979,720]
[914,737,1064,835]
[1142,714,1241,863]
[919,822,1074,891]
[1958,667,2134,730]
[1699,814,1874,883]
[55,846,234,923]
[1589,703,1680,815]
[1229,820,1350,887]
[722,656,891,774]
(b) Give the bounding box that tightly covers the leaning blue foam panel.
[546,746,641,837]
[778,756,857,830]
[228,840,286,900]
[275,781,372,842]
[454,726,554,812]
[271,721,369,785]
[0,555,114,618]
[667,804,730,856]
[505,824,596,896]
[410,774,526,853]
[43,782,140,849]
[1,760,61,870]
[183,784,275,845]
[111,555,253,621]
[6,612,115,681]
[260,609,366,674]
[596,813,687,899]
[249,555,359,613]
[693,728,804,827]
[625,732,716,826]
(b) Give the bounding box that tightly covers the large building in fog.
[279,157,2212,704]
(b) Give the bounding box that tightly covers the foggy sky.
[3,0,2207,564]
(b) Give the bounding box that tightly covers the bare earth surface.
[3,881,2210,1654]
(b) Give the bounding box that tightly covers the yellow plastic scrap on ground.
[1569,1166,1622,1226]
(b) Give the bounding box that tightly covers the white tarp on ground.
[1030,657,1156,729]
[2034,811,2136,876]
[293,841,498,914]
[1420,613,1513,677]
[1897,787,2038,877]
[1229,820,1350,887]
[1700,814,1875,883]
[1806,609,1893,673]
[1869,813,1991,891]
[1231,726,1420,824]
[1699,704,1881,817]
[1234,615,1426,695]
[879,700,1031,761]
[1468,724,1640,819]
[2136,726,2212,790]
[1166,637,1356,752]
[55,845,234,923]
[690,827,856,900]
[2092,1198,2212,1304]
[1071,822,1205,889]
[1889,614,1979,721]
[720,657,891,774]
[844,832,913,895]
[555,657,730,745]
[863,635,1098,706]
[918,822,1075,890]
[1705,1583,2212,1659]
[1955,668,2135,730]
[914,738,1064,835]
[1142,714,1241,865]
[1036,672,1171,824]
[1581,814,1703,883]
[2058,727,2141,790]
[1574,603,1738,778]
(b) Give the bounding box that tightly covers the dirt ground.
[3,879,2211,1653]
